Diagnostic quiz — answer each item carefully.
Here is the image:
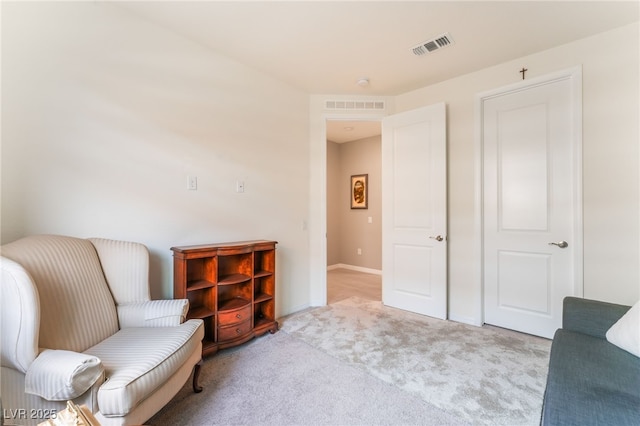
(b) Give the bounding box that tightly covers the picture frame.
[350,174,368,209]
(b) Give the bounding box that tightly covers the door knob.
[429,235,444,242]
[548,241,568,248]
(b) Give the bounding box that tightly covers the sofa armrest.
[117,299,189,328]
[562,297,631,339]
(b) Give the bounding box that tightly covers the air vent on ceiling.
[325,100,386,111]
[412,33,454,56]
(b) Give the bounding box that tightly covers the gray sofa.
[541,297,640,425]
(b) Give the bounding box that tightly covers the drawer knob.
[236,313,242,319]
[236,329,242,335]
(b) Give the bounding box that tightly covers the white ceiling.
[115,1,639,142]
[326,120,382,143]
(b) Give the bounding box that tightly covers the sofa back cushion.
[1,235,119,353]
[562,297,631,339]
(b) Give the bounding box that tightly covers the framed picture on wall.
[350,174,368,209]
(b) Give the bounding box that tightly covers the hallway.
[327,268,381,304]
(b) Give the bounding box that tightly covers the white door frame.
[474,66,584,325]
[308,96,390,307]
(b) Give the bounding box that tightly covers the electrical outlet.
[357,248,362,255]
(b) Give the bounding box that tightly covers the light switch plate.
[187,176,197,190]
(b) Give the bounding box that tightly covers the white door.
[481,69,582,338]
[382,103,447,319]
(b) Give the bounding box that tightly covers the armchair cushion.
[25,349,104,401]
[117,300,189,328]
[84,319,203,417]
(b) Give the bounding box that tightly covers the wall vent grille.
[325,100,385,110]
[412,33,454,56]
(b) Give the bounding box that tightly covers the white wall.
[1,2,311,317]
[394,22,639,323]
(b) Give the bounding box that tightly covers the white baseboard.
[281,302,312,318]
[327,263,382,275]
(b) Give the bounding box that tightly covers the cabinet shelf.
[218,273,251,286]
[172,240,279,357]
[255,316,277,330]
[219,297,251,312]
[187,279,215,291]
[188,306,215,320]
[202,340,217,355]
[254,270,272,279]
[254,292,273,303]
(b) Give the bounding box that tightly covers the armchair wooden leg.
[192,360,203,393]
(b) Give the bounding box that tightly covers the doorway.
[326,119,382,304]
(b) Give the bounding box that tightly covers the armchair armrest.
[117,299,189,328]
[25,349,103,400]
[562,297,631,339]
[1,256,40,373]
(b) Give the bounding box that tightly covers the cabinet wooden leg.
[192,360,203,393]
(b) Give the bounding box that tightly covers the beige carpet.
[281,297,552,425]
[149,296,551,425]
[147,322,464,425]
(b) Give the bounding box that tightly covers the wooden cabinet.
[171,240,278,356]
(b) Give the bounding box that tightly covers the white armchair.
[1,235,204,425]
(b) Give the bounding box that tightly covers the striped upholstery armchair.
[1,235,204,425]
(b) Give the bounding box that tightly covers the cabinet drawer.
[218,305,252,326]
[218,319,251,341]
